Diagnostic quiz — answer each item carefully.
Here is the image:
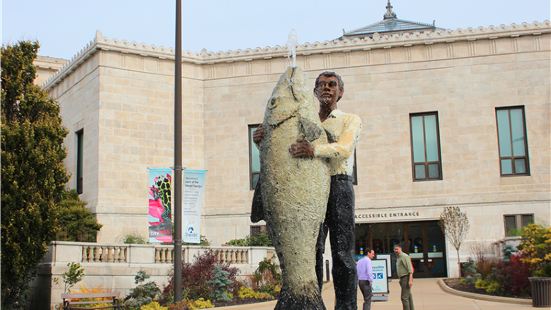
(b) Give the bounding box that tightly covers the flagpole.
[173,0,183,302]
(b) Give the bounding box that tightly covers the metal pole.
[173,0,183,302]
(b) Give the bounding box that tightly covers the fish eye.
[269,97,277,109]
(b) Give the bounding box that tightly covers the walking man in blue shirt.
[357,248,375,310]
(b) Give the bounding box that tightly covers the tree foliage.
[1,41,100,307]
[1,41,69,308]
[439,206,469,276]
[518,224,551,277]
[56,190,102,242]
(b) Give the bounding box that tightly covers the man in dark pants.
[357,248,375,310]
[394,244,415,310]
[254,71,361,309]
[288,71,362,310]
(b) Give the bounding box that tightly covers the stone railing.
[46,241,274,267]
[81,244,129,263]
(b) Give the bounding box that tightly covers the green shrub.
[252,258,281,295]
[237,287,274,300]
[141,301,168,310]
[207,265,232,302]
[460,258,477,277]
[484,281,501,294]
[226,232,272,247]
[190,298,214,309]
[167,298,215,310]
[124,271,161,309]
[460,273,480,286]
[56,190,102,242]
[124,233,147,244]
[475,278,501,295]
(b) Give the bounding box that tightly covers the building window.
[409,112,442,181]
[250,225,267,236]
[504,214,534,236]
[496,107,530,176]
[76,129,84,194]
[248,124,261,190]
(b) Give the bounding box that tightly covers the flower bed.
[121,251,281,309]
[446,224,551,301]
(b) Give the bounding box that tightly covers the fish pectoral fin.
[299,117,323,142]
[250,178,264,223]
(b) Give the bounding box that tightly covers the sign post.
[371,258,389,301]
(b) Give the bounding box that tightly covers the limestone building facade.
[37,12,550,277]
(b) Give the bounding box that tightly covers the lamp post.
[173,0,183,302]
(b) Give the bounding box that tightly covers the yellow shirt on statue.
[314,109,362,176]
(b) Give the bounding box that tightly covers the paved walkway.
[218,278,531,310]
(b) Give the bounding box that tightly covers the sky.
[2,0,550,59]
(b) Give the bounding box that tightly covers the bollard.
[325,259,330,282]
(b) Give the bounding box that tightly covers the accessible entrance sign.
[371,258,389,301]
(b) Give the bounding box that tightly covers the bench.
[61,292,122,310]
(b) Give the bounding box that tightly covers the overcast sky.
[2,0,550,59]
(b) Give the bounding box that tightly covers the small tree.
[62,262,85,293]
[439,206,470,277]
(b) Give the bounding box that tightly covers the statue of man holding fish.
[252,31,362,310]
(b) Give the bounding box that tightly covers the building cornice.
[43,21,550,90]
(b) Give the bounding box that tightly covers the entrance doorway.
[355,220,447,278]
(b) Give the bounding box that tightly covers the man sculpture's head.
[314,71,344,107]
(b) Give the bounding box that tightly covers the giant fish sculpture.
[256,66,330,309]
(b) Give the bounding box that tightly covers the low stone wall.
[30,241,276,309]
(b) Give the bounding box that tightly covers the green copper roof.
[342,0,442,38]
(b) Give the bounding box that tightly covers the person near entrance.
[357,248,375,310]
[394,244,415,310]
[254,71,362,309]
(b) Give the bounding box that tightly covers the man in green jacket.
[394,244,414,310]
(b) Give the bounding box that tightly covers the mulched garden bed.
[443,278,530,300]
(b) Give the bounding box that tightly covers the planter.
[529,277,551,308]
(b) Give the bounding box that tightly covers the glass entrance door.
[354,220,447,278]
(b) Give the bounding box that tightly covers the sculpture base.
[275,285,326,310]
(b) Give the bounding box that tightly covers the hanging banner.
[148,168,173,243]
[183,169,207,244]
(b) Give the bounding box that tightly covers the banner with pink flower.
[148,168,173,243]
